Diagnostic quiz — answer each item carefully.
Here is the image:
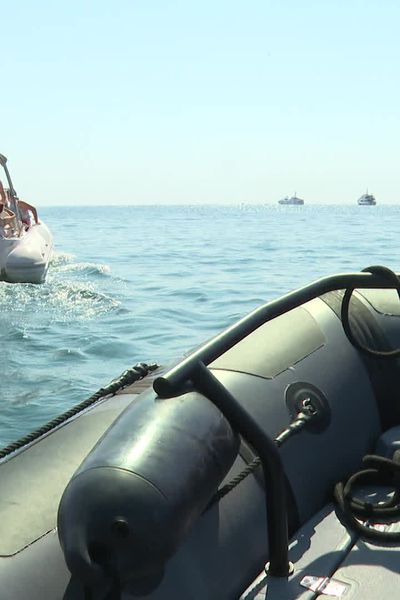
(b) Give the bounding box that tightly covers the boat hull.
[0,222,53,284]
[278,195,304,205]
[357,193,376,205]
[278,199,304,205]
[2,272,400,598]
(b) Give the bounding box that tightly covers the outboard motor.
[57,389,239,595]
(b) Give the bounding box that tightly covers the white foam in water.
[49,251,76,266]
[54,262,111,275]
[0,249,117,322]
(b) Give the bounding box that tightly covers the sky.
[2,0,400,206]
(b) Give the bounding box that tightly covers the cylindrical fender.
[57,389,239,592]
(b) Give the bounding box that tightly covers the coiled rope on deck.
[0,362,159,460]
[334,452,400,542]
[334,265,400,541]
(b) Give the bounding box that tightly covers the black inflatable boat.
[3,265,400,599]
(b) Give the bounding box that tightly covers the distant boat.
[278,194,304,206]
[357,192,376,206]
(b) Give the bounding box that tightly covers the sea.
[0,203,399,446]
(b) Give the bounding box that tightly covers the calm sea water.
[0,204,399,445]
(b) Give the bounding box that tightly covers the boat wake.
[50,252,111,277]
[0,252,118,323]
[49,252,76,267]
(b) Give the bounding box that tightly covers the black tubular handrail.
[153,271,395,397]
[190,362,290,576]
[153,270,400,577]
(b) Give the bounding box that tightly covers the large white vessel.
[0,153,53,283]
[278,194,304,205]
[357,192,376,205]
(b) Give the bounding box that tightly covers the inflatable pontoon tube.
[57,389,239,594]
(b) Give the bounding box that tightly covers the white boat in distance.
[358,192,376,206]
[278,194,304,205]
[0,154,53,284]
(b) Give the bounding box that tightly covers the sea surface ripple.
[0,203,398,445]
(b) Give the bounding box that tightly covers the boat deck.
[241,424,400,600]
[242,503,400,600]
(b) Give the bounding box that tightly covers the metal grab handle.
[160,361,291,577]
[153,271,398,398]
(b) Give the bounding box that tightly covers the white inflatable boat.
[0,153,53,284]
[2,265,400,599]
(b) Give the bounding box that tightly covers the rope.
[334,452,400,542]
[207,402,318,507]
[209,456,262,506]
[341,265,400,359]
[322,288,400,430]
[0,362,159,460]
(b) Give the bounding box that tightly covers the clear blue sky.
[2,1,400,205]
